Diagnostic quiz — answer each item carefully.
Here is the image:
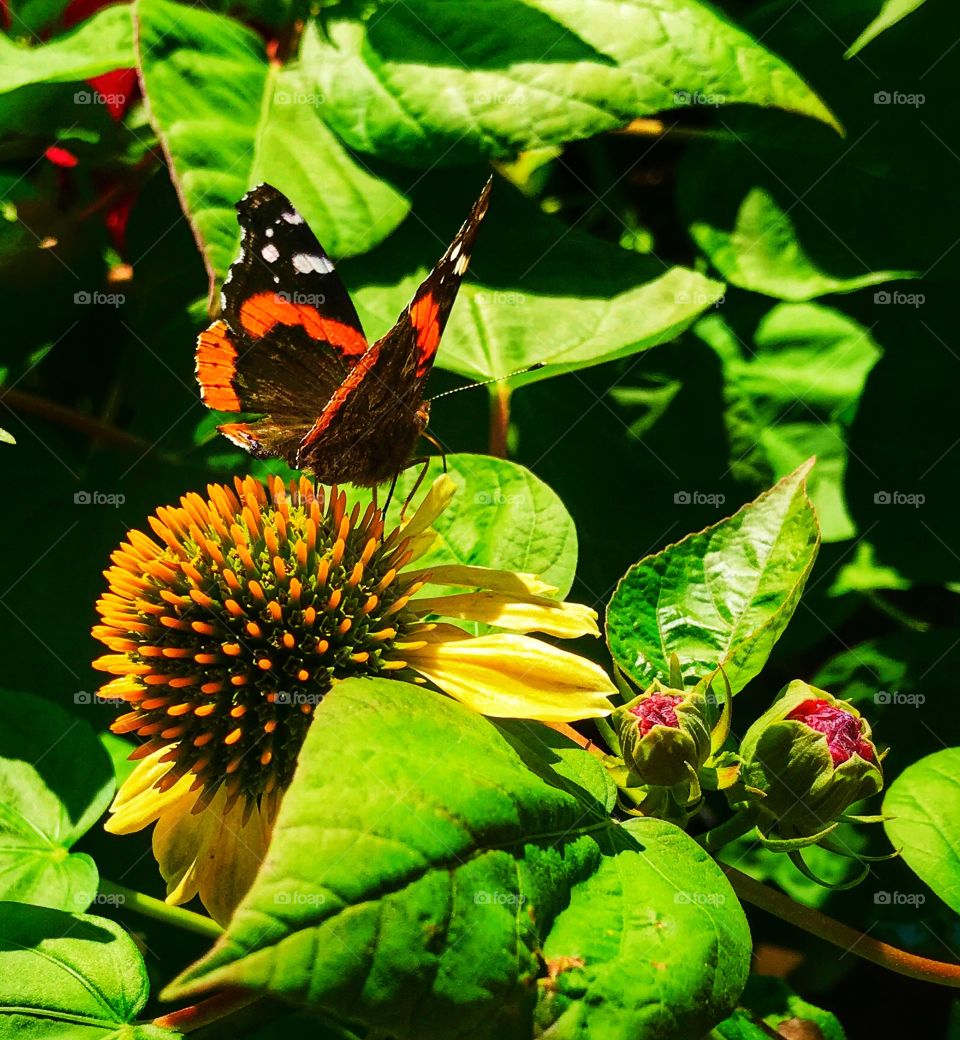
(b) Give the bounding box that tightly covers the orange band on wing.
[196,320,241,411]
[409,293,441,377]
[299,344,382,452]
[239,292,367,358]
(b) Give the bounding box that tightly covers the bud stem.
[99,878,222,939]
[723,866,960,988]
[695,807,760,852]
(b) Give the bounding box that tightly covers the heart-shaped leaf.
[606,461,820,693]
[167,678,749,1039]
[0,690,114,912]
[0,901,177,1039]
[884,747,960,914]
[136,0,409,289]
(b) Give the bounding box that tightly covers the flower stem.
[99,879,222,939]
[488,383,511,458]
[695,807,759,852]
[544,721,606,758]
[723,865,960,988]
[153,990,259,1033]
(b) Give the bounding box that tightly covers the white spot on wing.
[450,242,461,260]
[282,211,304,225]
[293,252,334,274]
[261,243,280,262]
[265,228,274,238]
[454,253,470,275]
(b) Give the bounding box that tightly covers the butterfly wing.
[195,184,369,462]
[297,178,493,485]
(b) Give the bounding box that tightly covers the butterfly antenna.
[427,362,544,403]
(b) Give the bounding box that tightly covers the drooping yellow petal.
[153,787,273,925]
[404,628,615,722]
[105,749,195,833]
[411,590,599,638]
[404,563,559,598]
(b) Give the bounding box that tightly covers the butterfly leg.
[399,456,432,522]
[381,471,399,517]
[422,429,448,474]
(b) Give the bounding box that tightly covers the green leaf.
[697,304,882,542]
[135,0,409,287]
[350,177,725,383]
[884,748,960,914]
[846,0,927,57]
[536,816,750,1040]
[167,678,749,1039]
[606,461,820,693]
[386,453,579,597]
[0,691,115,912]
[686,186,914,301]
[307,0,839,167]
[0,901,176,1039]
[714,977,846,1039]
[0,7,133,96]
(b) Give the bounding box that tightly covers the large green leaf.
[0,691,114,912]
[846,0,927,56]
[350,177,725,383]
[0,902,176,1039]
[685,186,913,301]
[536,816,750,1039]
[306,0,838,167]
[0,7,133,96]
[385,454,579,597]
[697,304,882,542]
[135,0,408,288]
[167,678,749,1039]
[884,748,960,915]
[606,461,820,693]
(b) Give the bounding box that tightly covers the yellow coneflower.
[93,474,614,923]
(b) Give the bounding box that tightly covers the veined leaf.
[167,678,749,1040]
[136,0,409,289]
[0,691,114,912]
[884,747,960,915]
[306,0,839,166]
[606,461,820,693]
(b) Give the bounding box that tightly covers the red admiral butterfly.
[196,178,492,486]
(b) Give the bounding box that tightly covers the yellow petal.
[104,748,195,834]
[411,591,599,638]
[405,631,615,722]
[153,788,274,925]
[404,563,559,598]
[401,474,457,540]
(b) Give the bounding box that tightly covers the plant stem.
[488,384,511,458]
[99,879,222,939]
[0,388,152,453]
[723,865,960,988]
[153,990,260,1033]
[544,721,606,758]
[695,808,759,852]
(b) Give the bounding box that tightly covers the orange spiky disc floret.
[93,476,420,811]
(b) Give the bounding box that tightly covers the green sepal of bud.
[612,675,714,791]
[739,681,883,839]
